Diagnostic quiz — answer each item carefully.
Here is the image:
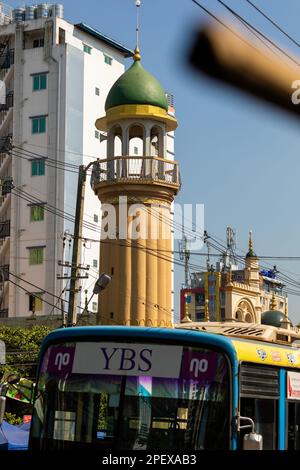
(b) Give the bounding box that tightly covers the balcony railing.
[90,156,180,189]
[0,91,13,112]
[0,134,12,154]
[0,264,9,282]
[0,49,14,71]
[0,220,10,239]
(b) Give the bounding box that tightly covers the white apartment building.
[0,3,176,322]
[0,4,134,320]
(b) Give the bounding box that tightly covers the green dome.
[105,60,168,111]
[261,310,285,328]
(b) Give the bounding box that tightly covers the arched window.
[129,124,144,156]
[150,125,163,156]
[113,126,122,157]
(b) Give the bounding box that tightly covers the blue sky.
[12,0,300,322]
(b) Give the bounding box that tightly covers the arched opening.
[235,310,243,321]
[129,124,144,156]
[113,126,122,157]
[150,125,163,157]
[245,313,253,323]
[106,125,122,179]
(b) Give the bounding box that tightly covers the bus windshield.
[30,341,230,450]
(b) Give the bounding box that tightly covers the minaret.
[92,25,180,326]
[244,230,260,289]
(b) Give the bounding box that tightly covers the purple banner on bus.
[181,351,218,381]
[47,346,75,376]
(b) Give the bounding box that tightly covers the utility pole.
[66,162,97,327]
[179,233,191,288]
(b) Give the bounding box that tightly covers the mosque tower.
[92,39,180,326]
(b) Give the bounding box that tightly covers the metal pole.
[67,161,96,327]
[67,165,86,327]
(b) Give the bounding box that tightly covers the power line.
[244,0,300,48]
[214,0,300,66]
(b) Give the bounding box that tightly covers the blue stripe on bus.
[279,368,286,450]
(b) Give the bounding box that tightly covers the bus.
[29,322,300,450]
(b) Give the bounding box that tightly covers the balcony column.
[144,122,151,156]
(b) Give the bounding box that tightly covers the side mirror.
[243,432,263,450]
[0,396,6,425]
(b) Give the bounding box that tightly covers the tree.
[0,325,52,423]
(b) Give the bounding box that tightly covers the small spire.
[205,299,210,322]
[134,0,141,61]
[182,292,192,323]
[285,297,288,317]
[246,229,256,258]
[249,230,253,252]
[270,292,277,311]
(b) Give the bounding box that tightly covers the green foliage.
[4,412,23,426]
[0,325,52,379]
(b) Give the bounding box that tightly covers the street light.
[81,273,112,321]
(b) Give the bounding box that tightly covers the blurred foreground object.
[190,23,300,118]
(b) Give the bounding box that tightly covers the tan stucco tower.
[92,47,180,327]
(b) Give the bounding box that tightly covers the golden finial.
[182,292,192,323]
[133,46,141,61]
[270,292,277,311]
[249,230,253,252]
[205,299,210,322]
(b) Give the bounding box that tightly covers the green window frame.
[30,205,44,222]
[28,247,44,265]
[104,54,112,65]
[33,74,47,91]
[83,44,92,54]
[31,159,45,176]
[32,116,46,134]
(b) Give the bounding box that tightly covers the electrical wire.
[244,0,300,49]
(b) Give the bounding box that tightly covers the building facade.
[0,4,135,319]
[181,238,288,324]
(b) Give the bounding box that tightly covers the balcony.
[0,91,13,112]
[0,134,12,154]
[0,264,9,282]
[91,156,181,191]
[0,220,10,239]
[0,49,14,71]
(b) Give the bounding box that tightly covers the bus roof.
[38,325,300,370]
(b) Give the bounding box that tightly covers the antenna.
[135,0,141,49]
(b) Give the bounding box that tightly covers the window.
[33,38,44,48]
[30,205,44,222]
[104,54,112,65]
[83,44,92,54]
[28,247,44,265]
[95,87,100,96]
[93,259,98,268]
[93,214,99,223]
[134,146,138,155]
[59,28,65,45]
[29,293,44,312]
[32,116,46,134]
[33,73,47,91]
[95,130,99,139]
[31,159,45,176]
[92,302,97,312]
